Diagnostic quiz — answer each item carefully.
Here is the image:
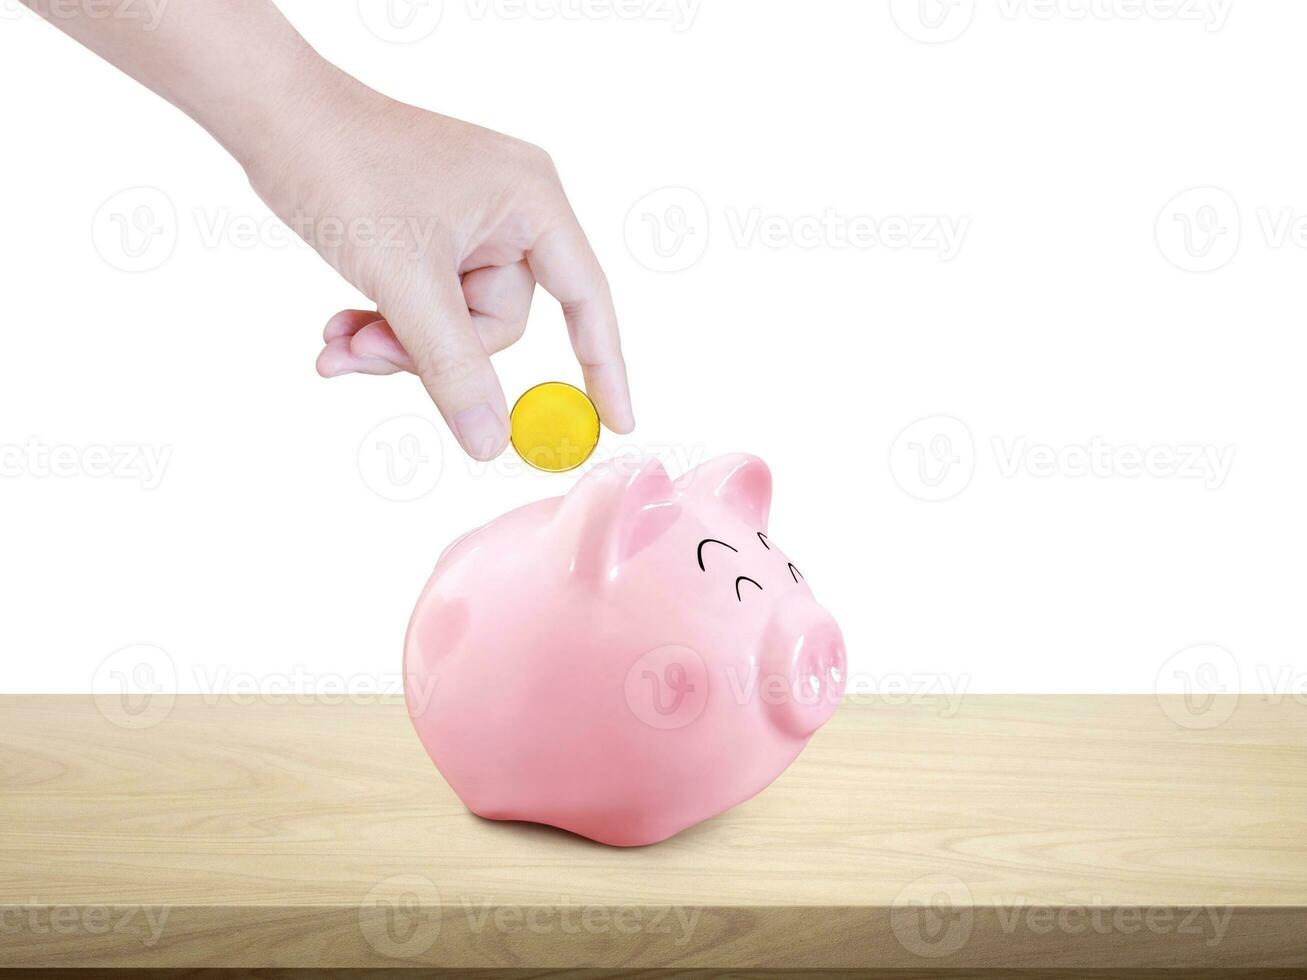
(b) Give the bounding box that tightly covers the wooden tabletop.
[2,694,1305,972]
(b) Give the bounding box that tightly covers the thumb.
[383,272,510,460]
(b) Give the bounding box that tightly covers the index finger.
[527,220,635,434]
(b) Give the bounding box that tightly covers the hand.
[245,69,634,460]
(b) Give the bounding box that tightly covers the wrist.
[207,48,371,180]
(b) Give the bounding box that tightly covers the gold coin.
[510,382,600,473]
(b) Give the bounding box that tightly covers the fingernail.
[583,363,636,434]
[453,403,507,460]
[603,395,635,434]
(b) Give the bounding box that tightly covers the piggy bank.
[403,454,846,846]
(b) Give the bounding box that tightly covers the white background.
[2,0,1304,705]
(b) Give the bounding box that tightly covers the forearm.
[19,0,361,171]
[20,0,634,452]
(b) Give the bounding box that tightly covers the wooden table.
[2,694,1305,974]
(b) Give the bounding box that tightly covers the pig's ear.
[677,454,773,530]
[557,456,680,583]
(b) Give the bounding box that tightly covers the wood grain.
[1,695,1304,970]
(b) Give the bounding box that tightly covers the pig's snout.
[760,594,847,737]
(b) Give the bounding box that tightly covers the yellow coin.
[510,382,600,473]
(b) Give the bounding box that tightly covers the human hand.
[17,0,631,460]
[244,67,634,460]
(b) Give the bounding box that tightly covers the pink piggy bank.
[403,454,847,846]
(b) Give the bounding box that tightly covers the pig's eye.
[757,531,770,550]
[697,537,738,571]
[735,575,763,601]
[789,563,803,583]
